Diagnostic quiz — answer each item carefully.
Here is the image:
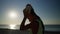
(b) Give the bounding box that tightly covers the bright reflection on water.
[0,24,20,30]
[9,24,17,29]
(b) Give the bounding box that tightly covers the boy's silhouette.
[20,4,44,34]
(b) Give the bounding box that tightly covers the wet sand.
[0,29,60,34]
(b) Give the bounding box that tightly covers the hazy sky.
[0,0,60,25]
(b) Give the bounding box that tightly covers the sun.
[9,10,18,18]
[10,12,17,18]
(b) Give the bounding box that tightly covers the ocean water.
[45,25,60,31]
[0,25,60,31]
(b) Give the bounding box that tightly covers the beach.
[0,28,60,34]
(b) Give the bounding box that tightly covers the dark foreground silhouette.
[0,29,60,34]
[20,4,44,34]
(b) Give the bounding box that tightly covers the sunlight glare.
[9,24,16,29]
[9,10,18,18]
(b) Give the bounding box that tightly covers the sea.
[0,25,60,31]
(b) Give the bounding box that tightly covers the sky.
[0,0,60,25]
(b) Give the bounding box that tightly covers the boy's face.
[25,6,31,13]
